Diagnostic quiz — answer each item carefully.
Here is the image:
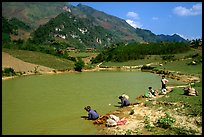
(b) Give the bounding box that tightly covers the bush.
[156,112,176,129]
[161,55,175,61]
[2,67,16,76]
[74,58,85,72]
[171,126,197,135]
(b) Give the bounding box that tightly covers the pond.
[2,71,185,135]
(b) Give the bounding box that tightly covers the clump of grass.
[170,126,197,135]
[144,116,154,131]
[156,112,176,129]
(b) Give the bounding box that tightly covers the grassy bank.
[100,48,202,75]
[2,48,75,70]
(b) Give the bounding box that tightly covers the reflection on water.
[2,71,185,135]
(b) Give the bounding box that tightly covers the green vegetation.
[74,58,85,72]
[69,52,98,58]
[9,17,31,31]
[97,48,202,79]
[2,16,31,42]
[142,83,202,135]
[2,40,77,62]
[144,116,154,131]
[144,81,202,117]
[157,83,202,116]
[31,12,116,49]
[2,67,16,77]
[2,48,74,70]
[2,17,13,34]
[156,112,176,129]
[91,42,190,63]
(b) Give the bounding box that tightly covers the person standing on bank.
[161,75,168,93]
[84,106,99,120]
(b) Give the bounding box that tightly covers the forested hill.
[31,12,119,49]
[2,16,31,42]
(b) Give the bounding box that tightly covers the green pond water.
[2,71,185,135]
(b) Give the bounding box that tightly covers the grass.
[2,48,75,70]
[144,80,202,117]
[156,60,202,76]
[157,82,202,116]
[101,48,202,77]
[68,51,98,58]
[142,81,202,135]
[101,55,162,67]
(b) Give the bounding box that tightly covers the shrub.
[171,126,197,135]
[161,55,175,61]
[2,67,16,76]
[125,129,133,135]
[74,58,85,72]
[156,112,176,129]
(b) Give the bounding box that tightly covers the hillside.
[69,4,144,42]
[31,12,120,49]
[2,2,186,48]
[2,2,67,29]
[2,48,75,71]
[2,52,54,73]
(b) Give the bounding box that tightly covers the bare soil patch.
[2,52,55,79]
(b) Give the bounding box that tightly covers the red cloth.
[117,119,127,125]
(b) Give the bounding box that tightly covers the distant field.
[101,48,202,76]
[2,48,75,70]
[68,51,99,58]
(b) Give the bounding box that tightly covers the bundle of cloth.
[93,114,127,127]
[105,114,127,127]
[183,86,198,96]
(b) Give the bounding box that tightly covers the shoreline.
[2,66,200,83]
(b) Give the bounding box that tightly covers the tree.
[74,58,85,72]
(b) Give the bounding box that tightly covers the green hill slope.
[2,48,75,70]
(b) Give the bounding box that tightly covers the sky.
[69,2,202,40]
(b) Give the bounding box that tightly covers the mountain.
[31,12,118,49]
[157,34,186,42]
[69,4,144,42]
[2,2,68,29]
[2,2,187,49]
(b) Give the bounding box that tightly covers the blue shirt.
[88,109,99,120]
[121,98,130,107]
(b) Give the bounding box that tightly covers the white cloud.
[152,17,159,20]
[126,11,140,19]
[126,19,143,29]
[173,3,202,16]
